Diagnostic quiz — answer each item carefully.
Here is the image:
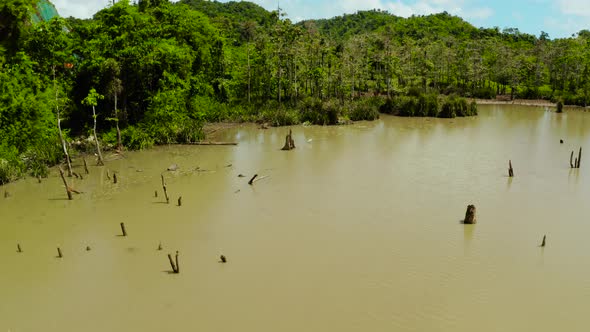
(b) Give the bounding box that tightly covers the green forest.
[1,0,589,183]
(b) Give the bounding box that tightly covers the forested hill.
[1,0,590,184]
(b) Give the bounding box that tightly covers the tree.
[82,88,105,166]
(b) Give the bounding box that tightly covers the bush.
[472,86,496,99]
[439,95,474,118]
[346,98,380,121]
[121,126,155,150]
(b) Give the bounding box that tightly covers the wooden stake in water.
[177,196,182,207]
[17,244,22,253]
[175,251,180,273]
[508,160,514,177]
[58,166,73,200]
[120,222,127,236]
[57,247,63,258]
[113,172,118,184]
[541,235,546,247]
[248,174,258,185]
[168,254,178,273]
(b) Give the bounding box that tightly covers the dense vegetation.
[1,0,589,183]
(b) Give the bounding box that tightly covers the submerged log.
[58,166,73,200]
[508,160,514,177]
[281,129,295,150]
[464,205,477,224]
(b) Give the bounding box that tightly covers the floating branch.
[508,160,514,177]
[58,166,73,200]
[281,129,295,150]
[248,174,258,185]
[464,205,477,224]
[120,222,127,236]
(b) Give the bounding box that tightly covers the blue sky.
[53,0,590,39]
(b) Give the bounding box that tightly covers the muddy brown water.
[2,104,590,331]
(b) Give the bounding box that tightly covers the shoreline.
[474,98,588,109]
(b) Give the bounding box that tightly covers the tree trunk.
[247,43,251,104]
[93,106,105,166]
[115,94,122,152]
[54,67,72,177]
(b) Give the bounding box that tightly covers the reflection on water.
[2,105,590,331]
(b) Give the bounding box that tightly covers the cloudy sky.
[52,0,589,39]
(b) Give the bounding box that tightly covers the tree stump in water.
[281,129,295,150]
[464,205,476,224]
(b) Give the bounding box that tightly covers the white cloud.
[558,0,590,17]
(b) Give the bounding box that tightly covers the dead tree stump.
[58,166,73,200]
[281,129,295,150]
[508,160,514,177]
[464,205,477,224]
